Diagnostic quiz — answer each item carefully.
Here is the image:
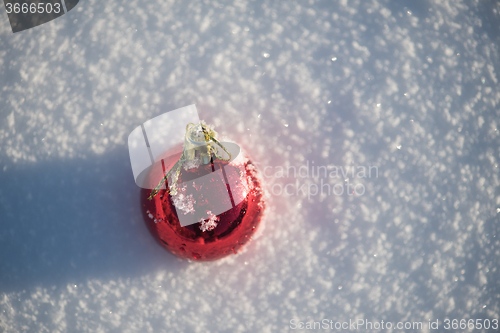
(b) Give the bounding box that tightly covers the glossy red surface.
[141,153,265,261]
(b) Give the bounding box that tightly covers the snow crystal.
[183,156,202,170]
[171,190,195,216]
[199,211,219,232]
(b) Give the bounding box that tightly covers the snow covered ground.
[0,0,499,332]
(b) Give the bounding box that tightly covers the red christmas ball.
[141,147,265,261]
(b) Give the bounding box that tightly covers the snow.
[199,211,219,232]
[0,0,499,332]
[183,156,202,171]
[171,186,195,216]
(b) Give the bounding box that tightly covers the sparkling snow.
[0,0,499,332]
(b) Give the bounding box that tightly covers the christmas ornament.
[140,122,265,261]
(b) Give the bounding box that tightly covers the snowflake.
[199,210,219,232]
[183,156,202,170]
[171,185,195,215]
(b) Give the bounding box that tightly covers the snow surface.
[0,0,499,332]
